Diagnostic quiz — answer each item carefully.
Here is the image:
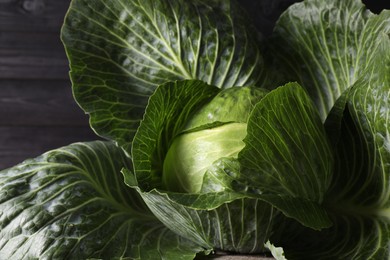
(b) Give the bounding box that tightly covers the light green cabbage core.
[163,123,247,193]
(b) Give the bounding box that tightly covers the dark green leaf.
[265,0,389,121]
[240,82,333,202]
[270,20,390,259]
[201,158,332,231]
[61,0,264,152]
[0,141,203,259]
[130,185,274,254]
[238,82,333,229]
[327,21,390,220]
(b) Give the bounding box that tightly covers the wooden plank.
[0,31,68,79]
[0,125,99,170]
[0,51,68,79]
[0,0,71,33]
[0,31,64,50]
[0,79,91,126]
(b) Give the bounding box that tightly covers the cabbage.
[1,0,389,259]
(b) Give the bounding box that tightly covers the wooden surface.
[0,0,98,170]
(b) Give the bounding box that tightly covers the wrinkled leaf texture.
[266,0,390,121]
[265,0,390,258]
[0,141,202,259]
[61,0,264,154]
[199,82,334,230]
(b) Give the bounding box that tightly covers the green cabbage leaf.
[0,141,203,259]
[61,0,264,154]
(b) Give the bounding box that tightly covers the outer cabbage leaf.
[237,82,333,229]
[240,83,333,202]
[0,141,203,259]
[128,80,274,253]
[265,0,390,121]
[201,139,332,231]
[125,175,275,254]
[61,0,264,153]
[328,37,390,211]
[270,28,390,260]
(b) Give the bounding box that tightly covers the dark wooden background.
[0,0,388,170]
[0,0,98,170]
